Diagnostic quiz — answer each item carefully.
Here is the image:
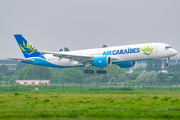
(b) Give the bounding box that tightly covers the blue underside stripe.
[20,58,154,68]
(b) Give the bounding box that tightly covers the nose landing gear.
[164,58,169,67]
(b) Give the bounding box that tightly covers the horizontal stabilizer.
[7,58,34,62]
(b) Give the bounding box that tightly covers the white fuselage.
[41,43,177,67]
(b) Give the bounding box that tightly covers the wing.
[40,51,94,65]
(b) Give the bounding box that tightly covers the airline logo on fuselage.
[103,47,140,56]
[141,45,154,56]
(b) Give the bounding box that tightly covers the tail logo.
[141,45,154,56]
[19,41,37,55]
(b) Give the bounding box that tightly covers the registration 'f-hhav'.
[9,34,177,74]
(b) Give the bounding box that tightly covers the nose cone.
[172,49,178,56]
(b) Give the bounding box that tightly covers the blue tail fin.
[14,34,45,59]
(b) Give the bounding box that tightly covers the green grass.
[1,84,180,94]
[0,93,180,119]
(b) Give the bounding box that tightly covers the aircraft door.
[154,45,159,52]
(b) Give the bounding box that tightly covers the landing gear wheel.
[102,70,107,74]
[96,70,107,74]
[89,70,94,74]
[164,63,169,67]
[83,69,94,74]
[96,70,102,74]
[83,70,89,73]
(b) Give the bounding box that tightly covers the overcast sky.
[0,0,180,59]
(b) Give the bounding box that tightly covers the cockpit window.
[165,46,172,50]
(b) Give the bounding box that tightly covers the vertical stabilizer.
[14,34,45,59]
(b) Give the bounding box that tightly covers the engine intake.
[93,56,112,67]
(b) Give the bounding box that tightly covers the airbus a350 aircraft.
[10,34,177,74]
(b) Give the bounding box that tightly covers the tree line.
[0,62,180,85]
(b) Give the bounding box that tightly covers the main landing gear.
[96,68,107,74]
[83,69,94,74]
[83,68,107,74]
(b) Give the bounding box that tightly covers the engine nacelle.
[93,56,112,67]
[117,61,136,68]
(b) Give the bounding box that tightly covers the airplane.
[9,34,177,74]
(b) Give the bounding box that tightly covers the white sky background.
[0,0,180,59]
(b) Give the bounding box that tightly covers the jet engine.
[93,56,112,67]
[117,61,136,68]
